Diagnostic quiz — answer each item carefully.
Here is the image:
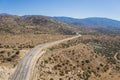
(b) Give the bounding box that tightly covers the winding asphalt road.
[12,35,81,80]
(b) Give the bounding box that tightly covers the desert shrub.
[85,60,90,63]
[100,63,103,67]
[0,50,5,54]
[50,78,54,80]
[115,66,120,71]
[59,78,62,80]
[65,70,69,74]
[7,52,11,56]
[47,71,52,74]
[81,61,85,66]
[59,71,64,76]
[11,54,17,58]
[77,73,81,77]
[5,57,12,61]
[4,45,10,48]
[107,57,116,64]
[96,67,100,71]
[44,60,48,64]
[83,71,90,80]
[88,66,91,69]
[28,45,34,48]
[103,65,109,72]
[16,50,20,55]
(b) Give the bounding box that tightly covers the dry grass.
[0,33,71,80]
[0,33,71,66]
[33,37,120,80]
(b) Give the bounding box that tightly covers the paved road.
[12,35,81,80]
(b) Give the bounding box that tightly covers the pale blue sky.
[0,0,120,20]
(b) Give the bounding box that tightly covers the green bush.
[50,78,54,80]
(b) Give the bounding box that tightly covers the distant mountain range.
[52,17,120,34]
[0,13,120,34]
[53,17,120,28]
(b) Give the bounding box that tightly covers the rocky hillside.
[0,14,79,35]
[32,36,120,80]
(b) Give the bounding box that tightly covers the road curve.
[12,35,81,80]
[114,53,120,62]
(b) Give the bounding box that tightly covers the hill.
[0,14,120,80]
[0,14,82,80]
[33,35,120,80]
[53,17,120,34]
[0,14,79,35]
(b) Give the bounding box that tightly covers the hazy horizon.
[0,0,120,20]
[1,13,120,21]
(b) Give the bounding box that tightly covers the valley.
[0,14,120,80]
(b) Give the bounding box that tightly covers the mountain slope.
[53,17,120,28]
[33,35,120,80]
[0,14,79,35]
[53,17,120,34]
